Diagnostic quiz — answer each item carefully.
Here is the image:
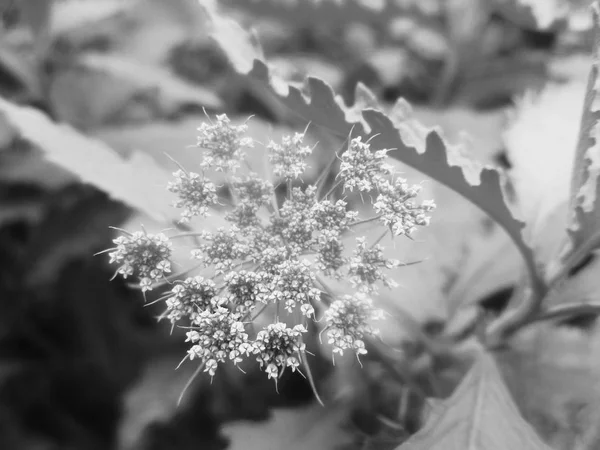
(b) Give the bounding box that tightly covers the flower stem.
[349,215,382,229]
[324,179,344,200]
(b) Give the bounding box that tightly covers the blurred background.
[0,0,596,449]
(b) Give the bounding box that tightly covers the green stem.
[349,215,382,229]
[322,179,344,200]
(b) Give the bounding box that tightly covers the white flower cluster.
[108,231,172,292]
[107,114,436,385]
[186,308,251,376]
[323,293,385,359]
[197,114,254,172]
[253,322,307,380]
[165,276,220,323]
[167,170,218,223]
[268,132,313,180]
[375,178,436,236]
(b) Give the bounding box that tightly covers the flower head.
[108,231,172,291]
[311,199,358,235]
[197,114,254,172]
[374,178,435,236]
[338,137,394,192]
[168,170,218,223]
[225,270,273,314]
[316,231,346,277]
[268,260,321,316]
[348,237,399,291]
[275,186,318,252]
[193,227,250,274]
[253,322,307,379]
[186,308,251,376]
[323,293,384,358]
[232,175,273,208]
[165,276,220,323]
[268,132,313,180]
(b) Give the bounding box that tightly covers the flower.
[253,322,307,379]
[323,293,384,358]
[232,174,274,208]
[338,137,394,192]
[193,227,250,274]
[268,132,313,180]
[225,270,273,314]
[108,231,172,291]
[197,114,254,172]
[186,308,251,376]
[267,260,321,316]
[275,186,318,253]
[348,237,399,291]
[374,178,435,236]
[311,198,358,235]
[316,231,346,277]
[165,276,220,323]
[167,170,218,223]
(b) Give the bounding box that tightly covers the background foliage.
[1,0,600,449]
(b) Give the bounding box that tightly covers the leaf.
[19,185,130,286]
[50,52,222,127]
[498,324,599,450]
[0,97,178,223]
[494,0,567,30]
[200,0,542,294]
[78,52,223,112]
[565,4,600,274]
[223,404,352,450]
[397,351,552,450]
[504,82,585,268]
[50,0,135,37]
[223,0,441,33]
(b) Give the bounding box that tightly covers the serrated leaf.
[201,0,542,293]
[566,4,600,272]
[0,97,178,222]
[397,351,552,450]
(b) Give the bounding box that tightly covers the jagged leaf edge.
[0,96,177,223]
[204,43,542,292]
[396,352,552,450]
[562,3,600,278]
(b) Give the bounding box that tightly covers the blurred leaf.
[565,4,600,275]
[397,351,552,450]
[115,0,206,65]
[19,0,52,55]
[81,52,222,110]
[223,0,441,34]
[0,29,42,101]
[223,404,353,450]
[504,82,584,263]
[50,52,222,127]
[0,97,179,222]
[445,224,522,318]
[498,324,599,450]
[494,0,567,30]
[21,185,130,285]
[50,0,135,37]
